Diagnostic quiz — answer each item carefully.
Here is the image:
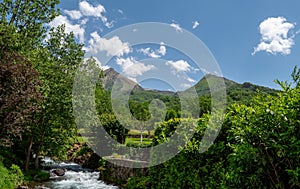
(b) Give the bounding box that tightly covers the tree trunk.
[34,142,43,169]
[25,137,33,171]
[140,130,143,143]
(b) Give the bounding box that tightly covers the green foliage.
[164,109,178,121]
[125,176,150,189]
[0,0,60,48]
[0,162,23,189]
[99,113,129,144]
[0,24,42,147]
[224,85,300,188]
[127,68,300,189]
[75,145,94,157]
[126,141,152,148]
[24,169,50,182]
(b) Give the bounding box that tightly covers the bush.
[125,176,150,189]
[24,169,49,182]
[0,162,23,189]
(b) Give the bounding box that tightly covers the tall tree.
[28,25,84,168]
[0,0,59,48]
[0,26,42,147]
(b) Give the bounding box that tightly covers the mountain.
[101,68,278,108]
[188,74,278,104]
[101,68,144,91]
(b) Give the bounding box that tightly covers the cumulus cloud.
[192,21,199,29]
[62,1,113,29]
[252,16,296,55]
[79,1,106,17]
[170,23,183,32]
[84,57,110,70]
[158,42,167,56]
[116,57,155,78]
[139,48,160,58]
[166,60,197,86]
[64,10,82,20]
[139,42,167,58]
[49,15,85,43]
[166,60,191,72]
[80,18,89,25]
[85,31,131,57]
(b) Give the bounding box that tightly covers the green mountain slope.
[101,68,279,115]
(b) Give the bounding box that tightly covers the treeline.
[125,67,300,188]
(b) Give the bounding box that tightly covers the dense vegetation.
[125,68,300,189]
[0,0,298,189]
[0,0,85,187]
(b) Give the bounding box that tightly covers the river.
[37,158,118,189]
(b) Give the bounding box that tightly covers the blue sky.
[53,0,300,91]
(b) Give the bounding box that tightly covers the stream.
[37,157,118,189]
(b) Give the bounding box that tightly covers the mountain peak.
[102,68,143,91]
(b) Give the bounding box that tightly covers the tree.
[0,0,59,48]
[0,35,42,147]
[98,113,129,145]
[27,25,84,168]
[131,102,150,143]
[165,109,178,121]
[0,0,85,171]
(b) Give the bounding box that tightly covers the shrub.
[0,162,23,189]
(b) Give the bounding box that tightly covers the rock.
[16,186,29,189]
[35,186,50,189]
[83,153,101,170]
[52,168,65,176]
[50,172,57,177]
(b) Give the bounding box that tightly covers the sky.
[51,0,300,91]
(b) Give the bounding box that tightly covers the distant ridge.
[101,68,278,104]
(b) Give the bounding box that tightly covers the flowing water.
[37,158,118,189]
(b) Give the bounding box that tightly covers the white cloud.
[170,23,183,32]
[79,0,114,28]
[158,42,167,56]
[192,21,199,29]
[116,57,155,77]
[86,31,131,57]
[61,0,113,28]
[166,60,191,72]
[64,10,82,20]
[166,60,198,86]
[79,1,106,17]
[140,48,160,58]
[252,17,296,55]
[49,15,85,43]
[80,18,89,25]
[139,42,167,58]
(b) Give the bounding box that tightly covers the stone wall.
[100,158,149,188]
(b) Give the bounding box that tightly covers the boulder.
[16,186,29,189]
[52,168,65,176]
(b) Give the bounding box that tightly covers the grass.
[125,137,152,145]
